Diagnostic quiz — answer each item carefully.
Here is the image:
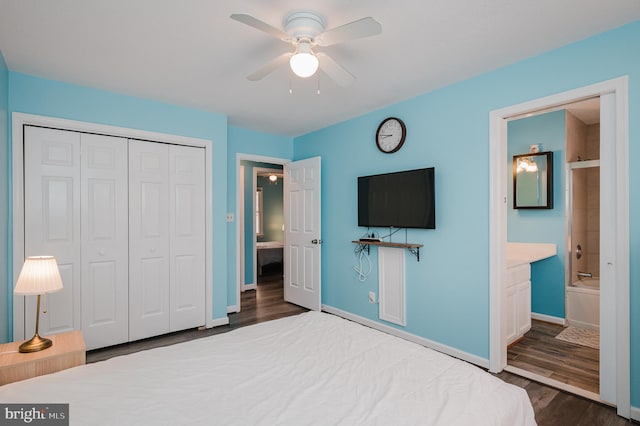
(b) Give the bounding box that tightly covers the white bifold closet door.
[80,134,129,349]
[24,127,205,349]
[24,127,82,337]
[168,145,206,331]
[24,127,129,349]
[128,141,205,341]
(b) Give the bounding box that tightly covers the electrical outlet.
[368,291,376,303]
[226,213,234,222]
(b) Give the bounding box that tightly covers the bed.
[256,240,284,275]
[0,312,536,425]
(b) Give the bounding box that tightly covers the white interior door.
[169,145,206,331]
[284,157,321,311]
[80,133,129,350]
[129,140,170,340]
[24,126,81,336]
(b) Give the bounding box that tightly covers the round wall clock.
[375,117,406,153]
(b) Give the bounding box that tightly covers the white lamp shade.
[14,256,64,295]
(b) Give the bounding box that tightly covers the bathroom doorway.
[506,98,602,398]
[489,77,630,417]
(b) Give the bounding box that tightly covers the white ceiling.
[0,1,638,136]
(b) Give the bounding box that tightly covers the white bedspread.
[0,312,536,425]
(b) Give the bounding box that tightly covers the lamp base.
[18,333,53,353]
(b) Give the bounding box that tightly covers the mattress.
[0,312,536,425]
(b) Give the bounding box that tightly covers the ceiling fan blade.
[317,17,382,46]
[230,14,290,41]
[246,52,293,81]
[317,52,355,87]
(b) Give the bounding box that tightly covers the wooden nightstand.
[0,330,86,385]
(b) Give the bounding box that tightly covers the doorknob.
[311,239,323,245]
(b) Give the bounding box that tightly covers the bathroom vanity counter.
[506,242,556,267]
[505,243,557,345]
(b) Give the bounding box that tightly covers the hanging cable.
[353,247,372,282]
[379,227,401,240]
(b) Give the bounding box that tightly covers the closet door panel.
[129,140,170,340]
[169,145,205,331]
[24,126,81,336]
[81,134,129,350]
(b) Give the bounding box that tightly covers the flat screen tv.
[358,167,435,229]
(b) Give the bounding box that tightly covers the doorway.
[254,167,284,285]
[488,77,630,417]
[505,98,601,398]
[235,155,288,313]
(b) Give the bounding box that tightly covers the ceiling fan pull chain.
[289,73,293,95]
[317,73,321,95]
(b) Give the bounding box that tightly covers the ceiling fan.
[230,11,382,86]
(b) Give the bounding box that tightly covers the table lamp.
[13,256,64,353]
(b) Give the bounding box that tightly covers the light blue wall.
[226,126,292,306]
[508,111,566,318]
[6,72,230,335]
[0,50,8,343]
[294,21,640,406]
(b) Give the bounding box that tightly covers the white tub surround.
[568,278,600,330]
[505,243,557,345]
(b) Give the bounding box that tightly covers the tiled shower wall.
[585,124,600,278]
[567,113,600,282]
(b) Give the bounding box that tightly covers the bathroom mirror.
[513,151,553,209]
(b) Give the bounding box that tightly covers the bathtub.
[567,278,600,330]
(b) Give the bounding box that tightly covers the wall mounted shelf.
[352,240,424,261]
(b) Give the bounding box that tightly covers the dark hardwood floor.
[87,270,306,363]
[508,320,599,394]
[495,371,634,425]
[88,275,634,425]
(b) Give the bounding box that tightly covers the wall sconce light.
[517,158,539,173]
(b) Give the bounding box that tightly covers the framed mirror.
[513,151,553,209]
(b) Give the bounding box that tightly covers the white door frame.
[234,154,289,313]
[12,112,215,338]
[488,77,630,417]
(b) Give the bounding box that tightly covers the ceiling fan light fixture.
[289,41,318,78]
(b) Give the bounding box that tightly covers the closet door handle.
[311,239,322,245]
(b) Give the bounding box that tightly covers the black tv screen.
[358,168,435,229]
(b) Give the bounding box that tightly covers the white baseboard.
[227,305,238,314]
[566,318,599,331]
[321,305,489,369]
[531,312,566,325]
[631,405,640,421]
[244,283,257,291]
[208,316,229,328]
